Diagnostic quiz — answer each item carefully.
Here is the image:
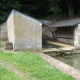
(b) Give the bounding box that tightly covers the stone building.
[5,9,80,51]
[0,22,7,40]
[50,18,80,48]
[7,10,43,51]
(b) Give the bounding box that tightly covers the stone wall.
[7,12,14,43]
[42,25,49,41]
[7,10,42,51]
[42,25,57,41]
[0,22,7,40]
[74,24,80,48]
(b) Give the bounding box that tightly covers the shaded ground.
[42,41,74,53]
[42,42,62,48]
[43,41,74,49]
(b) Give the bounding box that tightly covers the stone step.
[5,42,13,50]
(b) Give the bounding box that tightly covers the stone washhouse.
[50,19,80,48]
[1,9,80,51]
[6,9,51,51]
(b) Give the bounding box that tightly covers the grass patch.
[0,41,2,48]
[0,50,75,80]
[0,65,22,80]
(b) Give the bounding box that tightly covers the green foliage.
[47,0,62,20]
[0,0,80,23]
[0,66,22,80]
[0,0,22,23]
[50,5,62,19]
[0,50,75,80]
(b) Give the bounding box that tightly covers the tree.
[19,0,50,17]
[0,0,22,23]
[47,0,62,19]
[67,0,74,18]
[0,0,80,23]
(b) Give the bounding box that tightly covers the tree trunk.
[67,0,74,18]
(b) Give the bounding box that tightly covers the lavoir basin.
[53,54,80,70]
[43,41,80,70]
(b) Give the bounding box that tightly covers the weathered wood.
[57,27,74,44]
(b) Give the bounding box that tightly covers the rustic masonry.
[6,10,55,51]
[0,10,51,51]
[0,22,7,40]
[5,42,13,50]
[7,10,43,51]
[50,18,80,48]
[1,9,80,51]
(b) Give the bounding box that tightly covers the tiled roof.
[51,18,80,27]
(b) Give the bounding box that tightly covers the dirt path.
[39,53,80,80]
[0,60,28,80]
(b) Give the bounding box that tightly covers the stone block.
[5,42,13,50]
